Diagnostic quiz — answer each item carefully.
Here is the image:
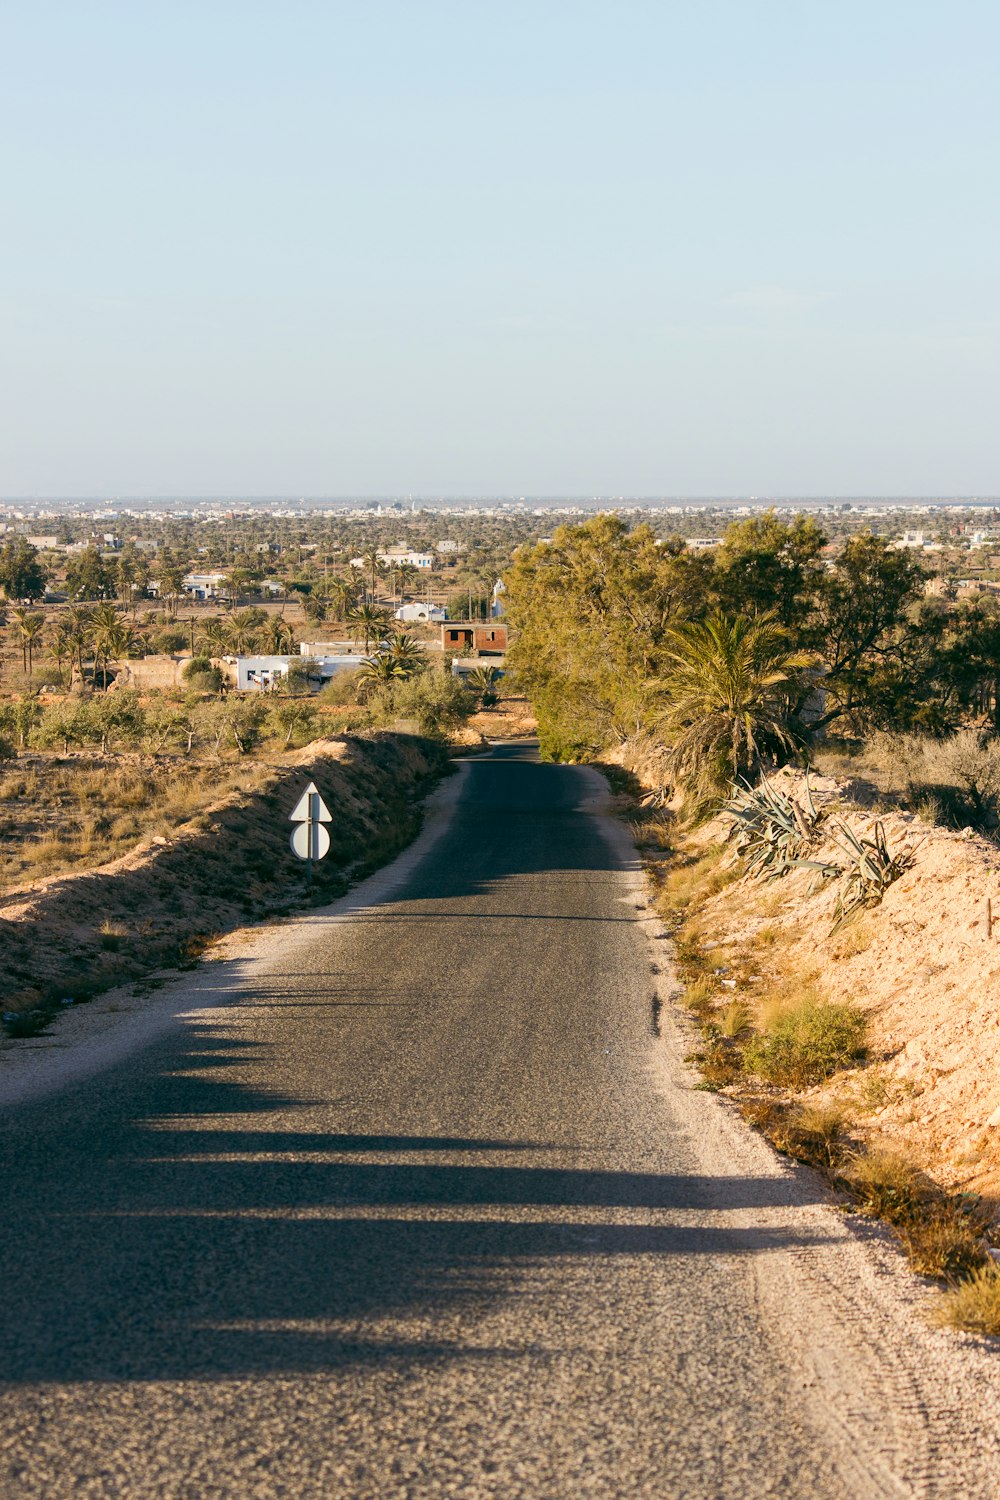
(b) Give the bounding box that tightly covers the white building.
[395,603,445,623]
[235,654,368,691]
[380,549,434,569]
[298,640,356,655]
[182,572,228,600]
[350,549,435,572]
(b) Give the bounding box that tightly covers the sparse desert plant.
[841,1147,927,1224]
[629,811,672,849]
[896,1202,987,1283]
[931,1265,1000,1333]
[725,775,827,879]
[697,1037,744,1088]
[718,999,751,1037]
[659,846,737,914]
[742,1099,847,1172]
[683,974,717,1018]
[743,995,867,1087]
[830,820,914,931]
[98,919,129,951]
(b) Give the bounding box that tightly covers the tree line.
[505,513,1000,800]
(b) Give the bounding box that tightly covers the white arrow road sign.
[289,782,332,823]
[290,822,331,861]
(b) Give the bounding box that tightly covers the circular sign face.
[290,823,331,861]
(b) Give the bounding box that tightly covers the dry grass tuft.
[683,975,718,1019]
[841,1147,928,1224]
[896,1202,988,1283]
[743,994,867,1088]
[739,1098,847,1172]
[718,999,751,1038]
[931,1265,1000,1333]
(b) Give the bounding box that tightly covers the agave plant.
[829,821,915,931]
[725,776,830,881]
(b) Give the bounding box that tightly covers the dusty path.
[1,742,999,1498]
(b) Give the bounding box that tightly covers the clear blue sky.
[2,1,998,497]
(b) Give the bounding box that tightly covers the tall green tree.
[505,516,711,759]
[712,512,826,627]
[0,539,48,602]
[66,545,117,601]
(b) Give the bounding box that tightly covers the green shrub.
[182,657,224,693]
[317,668,362,706]
[743,997,867,1087]
[152,628,188,654]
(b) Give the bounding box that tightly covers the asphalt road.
[2,743,999,1499]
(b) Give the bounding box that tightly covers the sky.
[2,1,999,498]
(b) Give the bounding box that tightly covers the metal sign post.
[289,781,332,885]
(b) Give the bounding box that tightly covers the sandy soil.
[690,766,1000,1201]
[0,733,446,1015]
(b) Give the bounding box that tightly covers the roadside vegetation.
[628,777,1000,1336]
[506,512,1000,819]
[0,733,450,1039]
[514,511,1000,1333]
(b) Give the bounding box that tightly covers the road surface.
[2,743,999,1498]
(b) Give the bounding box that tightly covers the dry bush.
[840,1147,927,1224]
[739,1098,847,1172]
[824,730,1000,832]
[896,1202,987,1283]
[743,993,867,1087]
[931,1265,1000,1334]
[697,1037,743,1088]
[630,812,672,849]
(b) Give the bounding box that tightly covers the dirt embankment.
[0,733,448,1023]
[683,766,1000,1202]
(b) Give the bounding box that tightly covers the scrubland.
[625,758,1000,1333]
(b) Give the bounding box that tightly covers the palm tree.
[10,608,45,681]
[656,612,814,803]
[48,620,73,682]
[198,616,228,657]
[9,608,32,675]
[395,562,419,600]
[89,602,132,689]
[20,613,45,683]
[385,632,424,679]
[348,602,392,654]
[262,613,295,655]
[224,610,264,655]
[358,651,403,687]
[361,548,384,603]
[64,606,94,682]
[325,576,359,623]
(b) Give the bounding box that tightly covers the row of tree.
[0,598,425,688]
[505,513,1000,797]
